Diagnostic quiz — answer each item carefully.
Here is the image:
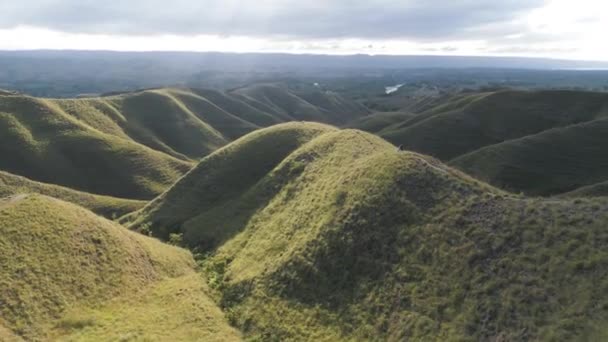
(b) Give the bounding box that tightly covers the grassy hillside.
[345,112,415,132]
[0,94,193,199]
[379,90,608,160]
[0,170,145,218]
[165,88,259,140]
[451,118,608,196]
[0,86,367,200]
[348,89,608,197]
[559,180,608,198]
[0,195,240,341]
[52,273,241,342]
[129,126,608,341]
[232,84,369,124]
[52,90,228,161]
[295,88,372,124]
[124,122,337,240]
[190,88,284,127]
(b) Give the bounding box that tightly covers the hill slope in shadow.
[0,85,366,200]
[129,124,608,341]
[353,90,608,197]
[0,170,145,218]
[451,118,608,196]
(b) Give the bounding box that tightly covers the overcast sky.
[0,0,607,60]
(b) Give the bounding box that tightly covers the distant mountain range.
[3,50,608,70]
[2,50,608,97]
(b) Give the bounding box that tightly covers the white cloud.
[0,0,607,60]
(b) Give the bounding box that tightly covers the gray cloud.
[0,0,547,40]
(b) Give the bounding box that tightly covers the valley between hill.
[1,86,608,341]
[0,85,368,200]
[352,89,608,197]
[126,123,608,341]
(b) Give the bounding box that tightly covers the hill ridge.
[0,170,145,217]
[127,125,608,341]
[0,85,366,200]
[451,116,608,195]
[355,89,608,196]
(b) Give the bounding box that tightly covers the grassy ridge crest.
[128,126,608,340]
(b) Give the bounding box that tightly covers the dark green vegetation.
[129,124,608,341]
[0,170,145,218]
[345,111,415,133]
[0,194,240,341]
[124,122,336,241]
[0,86,366,200]
[0,91,194,199]
[232,84,369,125]
[2,78,608,341]
[560,181,608,198]
[451,118,608,196]
[358,89,608,196]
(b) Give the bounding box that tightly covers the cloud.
[0,0,547,41]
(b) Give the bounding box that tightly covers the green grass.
[295,88,371,124]
[344,111,415,132]
[380,90,608,160]
[232,84,369,124]
[4,85,608,340]
[50,274,241,342]
[105,89,228,159]
[0,170,145,218]
[124,122,337,240]
[190,88,284,127]
[559,180,608,198]
[358,89,608,197]
[0,194,238,341]
[130,125,608,341]
[165,89,259,140]
[0,87,367,200]
[0,95,193,199]
[451,118,608,196]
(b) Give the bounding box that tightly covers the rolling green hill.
[124,121,337,240]
[344,111,415,132]
[3,83,607,340]
[0,170,145,218]
[128,124,608,341]
[379,90,608,160]
[348,89,608,197]
[0,194,240,341]
[0,93,194,199]
[190,88,284,127]
[232,84,370,124]
[451,118,608,196]
[0,86,365,200]
[559,180,608,198]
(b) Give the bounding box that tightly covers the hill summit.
[0,194,240,341]
[128,123,608,341]
[0,85,367,200]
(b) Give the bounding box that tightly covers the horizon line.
[1,48,608,64]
